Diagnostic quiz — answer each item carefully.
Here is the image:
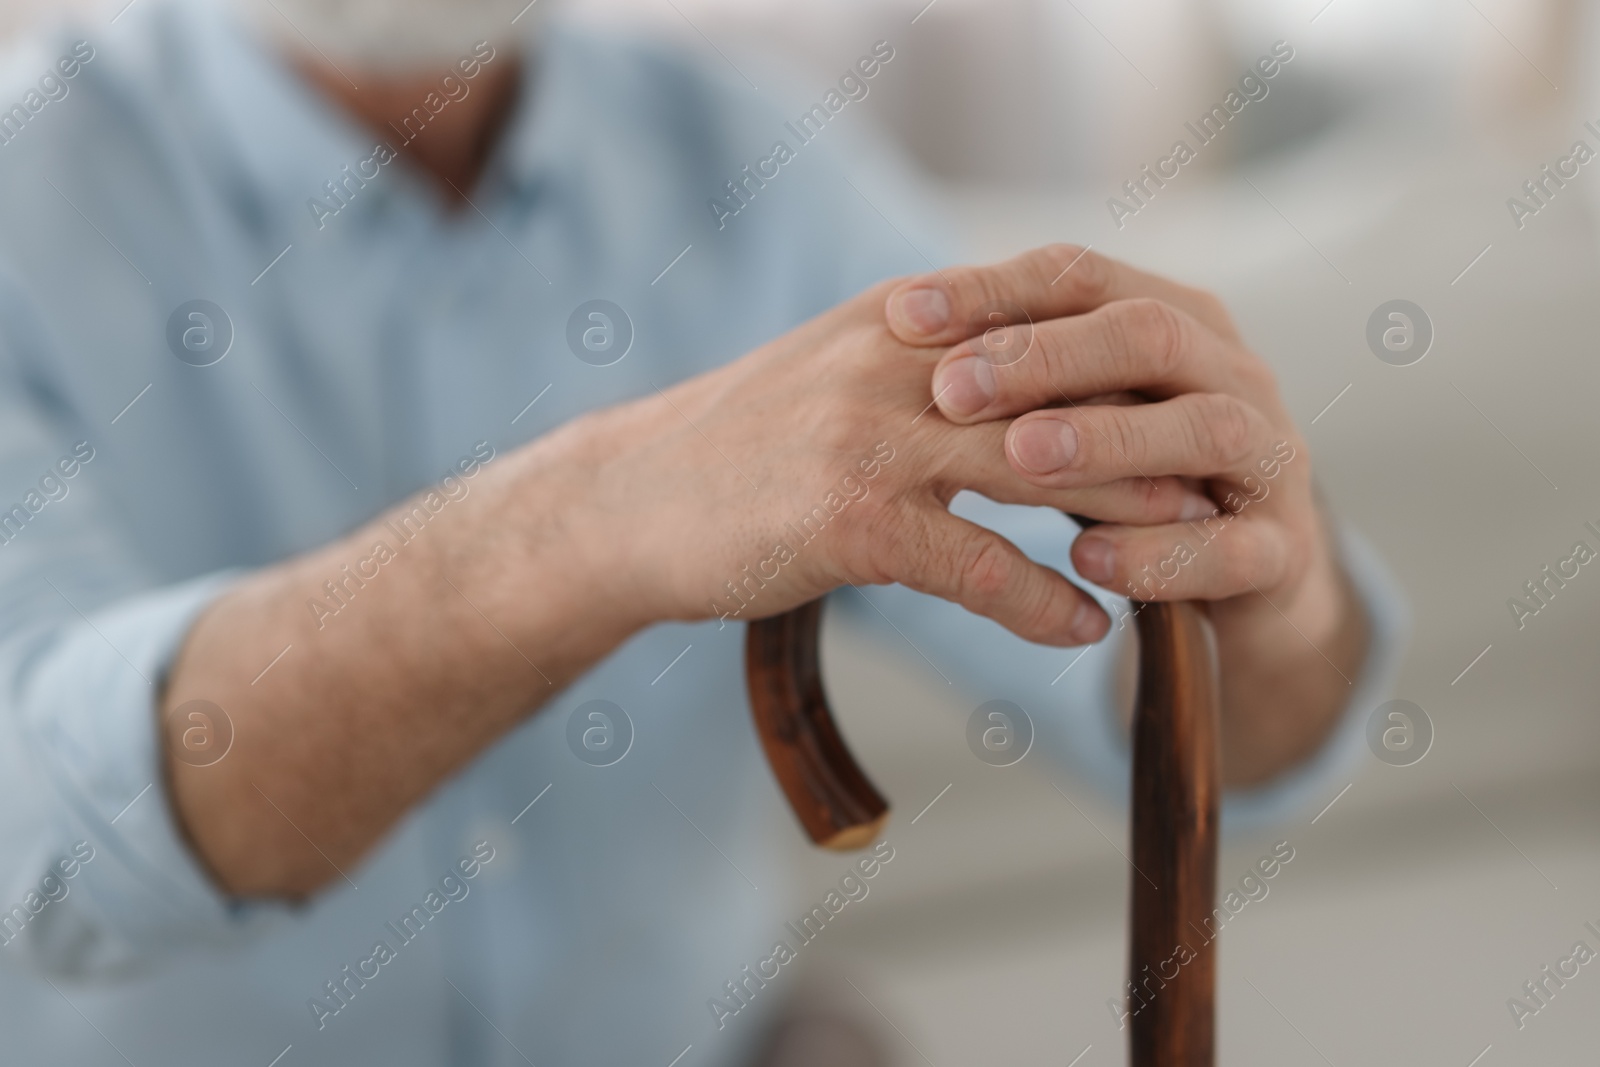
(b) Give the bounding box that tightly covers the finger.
[931,298,1239,423]
[888,505,1109,646]
[932,421,1216,524]
[1079,390,1144,407]
[1004,394,1277,486]
[884,244,1235,347]
[966,474,1216,527]
[1070,516,1292,603]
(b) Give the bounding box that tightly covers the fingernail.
[1180,494,1216,521]
[1012,420,1078,474]
[933,356,995,418]
[1074,537,1116,584]
[889,287,951,336]
[1070,601,1108,644]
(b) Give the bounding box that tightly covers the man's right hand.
[524,274,1211,650]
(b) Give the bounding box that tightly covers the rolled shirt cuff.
[1,569,291,976]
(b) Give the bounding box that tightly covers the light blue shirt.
[0,3,1405,1065]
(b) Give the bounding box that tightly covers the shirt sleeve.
[0,281,283,980]
[828,491,1410,830]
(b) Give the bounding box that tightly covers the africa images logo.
[706,841,895,1032]
[706,41,896,231]
[1106,40,1295,229]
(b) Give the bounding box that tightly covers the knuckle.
[1039,242,1083,267]
[944,264,986,307]
[860,503,915,584]
[956,262,1015,319]
[1110,298,1188,378]
[1195,394,1253,465]
[973,321,1031,374]
[958,534,1014,602]
[848,490,892,542]
[810,409,867,458]
[1098,406,1149,467]
[1077,249,1114,295]
[1043,243,1109,301]
[1017,580,1064,637]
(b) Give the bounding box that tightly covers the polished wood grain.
[745,599,889,851]
[745,592,1220,1066]
[1128,600,1221,1067]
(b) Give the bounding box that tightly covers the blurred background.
[13,0,1600,1062]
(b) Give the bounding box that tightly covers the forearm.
[162,431,637,899]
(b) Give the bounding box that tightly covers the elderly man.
[0,0,1400,1063]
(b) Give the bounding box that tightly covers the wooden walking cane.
[745,521,1222,1066]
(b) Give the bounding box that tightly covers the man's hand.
[879,245,1369,786]
[546,274,1216,648]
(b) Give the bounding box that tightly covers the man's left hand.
[881,245,1368,786]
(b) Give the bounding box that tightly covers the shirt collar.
[483,27,571,202]
[161,0,559,227]
[158,0,382,225]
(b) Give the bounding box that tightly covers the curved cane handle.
[745,593,1220,1066]
[744,599,889,851]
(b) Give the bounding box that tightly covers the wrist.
[1212,515,1362,684]
[1213,529,1368,786]
[1282,528,1349,648]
